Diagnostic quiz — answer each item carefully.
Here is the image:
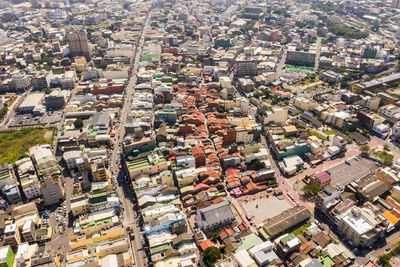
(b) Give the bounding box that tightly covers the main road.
[110,10,151,267]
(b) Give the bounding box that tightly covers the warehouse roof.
[19,92,45,108]
[263,206,311,237]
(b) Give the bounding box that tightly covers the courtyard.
[239,194,292,226]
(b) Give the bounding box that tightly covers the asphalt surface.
[109,11,152,267]
[0,91,28,130]
[314,36,321,70]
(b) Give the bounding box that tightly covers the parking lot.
[240,195,292,226]
[326,158,379,186]
[8,111,63,128]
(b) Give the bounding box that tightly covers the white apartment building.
[12,73,31,91]
[264,107,288,125]
[338,206,384,247]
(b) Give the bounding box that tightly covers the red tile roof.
[199,240,214,251]
[314,171,332,184]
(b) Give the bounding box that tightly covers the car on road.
[386,247,391,251]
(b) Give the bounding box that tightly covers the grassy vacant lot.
[324,130,338,135]
[0,128,54,164]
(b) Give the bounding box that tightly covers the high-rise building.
[392,0,400,8]
[29,145,64,206]
[66,27,91,60]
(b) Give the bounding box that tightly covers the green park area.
[0,128,54,164]
[295,74,320,86]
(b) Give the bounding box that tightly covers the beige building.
[29,145,64,206]
[91,160,108,182]
[4,224,21,247]
[175,167,197,188]
[293,97,318,111]
[66,26,91,60]
[236,127,254,144]
[338,206,384,247]
[70,195,91,216]
[74,57,88,72]
[364,96,381,111]
[21,220,35,244]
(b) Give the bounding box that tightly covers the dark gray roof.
[305,259,324,267]
[196,200,236,230]
[263,206,311,237]
[90,112,109,127]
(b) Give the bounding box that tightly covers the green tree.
[378,254,391,267]
[362,129,370,137]
[383,144,390,151]
[210,232,219,241]
[249,159,264,170]
[203,246,221,266]
[74,119,84,129]
[42,88,52,94]
[327,79,336,86]
[302,184,321,195]
[252,130,261,142]
[360,145,370,153]
[0,104,8,119]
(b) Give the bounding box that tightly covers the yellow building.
[91,160,108,182]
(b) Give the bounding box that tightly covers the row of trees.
[379,241,400,267]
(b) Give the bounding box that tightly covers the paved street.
[314,36,321,70]
[258,134,314,213]
[274,47,287,80]
[108,10,152,267]
[0,91,28,130]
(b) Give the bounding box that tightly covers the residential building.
[20,221,35,245]
[70,195,90,216]
[91,160,108,182]
[293,97,318,111]
[66,26,91,60]
[338,206,385,247]
[11,73,31,91]
[126,153,168,179]
[4,224,21,248]
[0,163,22,204]
[235,58,258,76]
[311,171,332,189]
[44,89,70,110]
[15,158,42,200]
[286,46,316,67]
[264,108,288,125]
[29,145,64,206]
